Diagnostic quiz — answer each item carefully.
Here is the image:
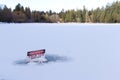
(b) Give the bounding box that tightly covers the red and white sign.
[27,49,45,59]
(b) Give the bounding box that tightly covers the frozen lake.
[0,23,120,80]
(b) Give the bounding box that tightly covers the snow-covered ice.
[0,23,120,80]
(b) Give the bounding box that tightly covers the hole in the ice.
[14,54,69,65]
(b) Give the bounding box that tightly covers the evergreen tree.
[0,5,13,22]
[14,3,21,11]
[25,7,31,19]
[13,3,27,22]
[82,6,87,22]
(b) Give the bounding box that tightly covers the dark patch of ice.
[14,59,28,65]
[45,54,68,63]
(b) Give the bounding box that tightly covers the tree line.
[0,1,120,23]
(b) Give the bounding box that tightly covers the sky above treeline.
[0,0,120,12]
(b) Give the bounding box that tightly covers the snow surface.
[0,23,120,80]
